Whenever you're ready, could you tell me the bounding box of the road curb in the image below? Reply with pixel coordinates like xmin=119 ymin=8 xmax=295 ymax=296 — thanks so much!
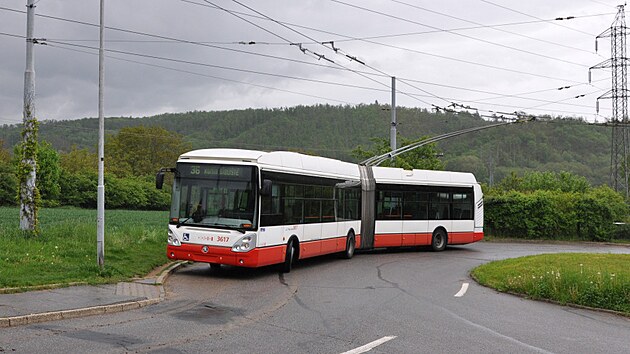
xmin=0 ymin=261 xmax=186 ymax=328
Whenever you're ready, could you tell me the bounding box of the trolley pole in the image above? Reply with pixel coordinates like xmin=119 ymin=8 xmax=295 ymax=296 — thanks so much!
xmin=390 ymin=76 xmax=397 ymax=151
xmin=97 ymin=0 xmax=105 ymax=268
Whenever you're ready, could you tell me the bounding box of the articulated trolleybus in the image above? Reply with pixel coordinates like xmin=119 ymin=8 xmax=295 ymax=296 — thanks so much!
xmin=156 ymin=149 xmax=484 ymax=272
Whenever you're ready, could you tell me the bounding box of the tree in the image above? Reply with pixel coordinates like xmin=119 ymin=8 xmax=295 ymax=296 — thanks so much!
xmin=14 ymin=140 xmax=61 ymax=207
xmin=105 ymin=125 xmax=191 ymax=177
xmin=60 ymin=145 xmax=97 ymax=174
xmin=0 ymin=140 xmax=17 ymax=206
xmin=352 ymin=136 xmax=444 ymax=170
xmin=36 ymin=141 xmax=61 ymax=206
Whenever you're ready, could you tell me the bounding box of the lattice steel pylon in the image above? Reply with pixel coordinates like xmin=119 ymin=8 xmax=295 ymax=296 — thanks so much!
xmin=590 ymin=5 xmax=630 ymax=198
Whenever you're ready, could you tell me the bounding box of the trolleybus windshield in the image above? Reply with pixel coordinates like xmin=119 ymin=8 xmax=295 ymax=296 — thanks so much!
xmin=171 ymin=163 xmax=257 ymax=231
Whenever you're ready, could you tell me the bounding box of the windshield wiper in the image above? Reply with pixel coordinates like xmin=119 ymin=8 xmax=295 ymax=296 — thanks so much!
xmin=176 ymin=217 xmax=192 ymax=228
xmin=210 ymin=223 xmax=246 ymax=234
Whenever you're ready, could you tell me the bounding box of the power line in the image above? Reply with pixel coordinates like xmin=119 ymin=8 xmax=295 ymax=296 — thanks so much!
xmin=209 ymin=0 xmax=439 ymax=107
xmin=588 ymin=0 xmax=617 ymax=8
xmin=0 ymin=5 xmax=605 ymax=120
xmin=45 ymin=41 xmax=354 ymax=105
xmin=0 ymin=29 xmax=603 ymax=115
xmin=1 ymin=4 xmax=587 ymax=96
xmin=389 ymin=0 xmax=597 ymax=56
xmin=0 ymin=5 xmax=358 ymax=75
xmin=178 ymin=0 xmax=615 ymax=45
xmin=479 ymin=0 xmax=595 ymax=37
xmin=41 ymin=39 xmax=394 ymax=93
xmin=331 ymin=0 xmax=591 ymax=68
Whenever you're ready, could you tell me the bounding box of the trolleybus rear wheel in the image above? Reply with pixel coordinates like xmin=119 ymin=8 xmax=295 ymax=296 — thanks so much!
xmin=341 ymin=232 xmax=356 ymax=259
xmin=431 ymin=229 xmax=447 ymax=252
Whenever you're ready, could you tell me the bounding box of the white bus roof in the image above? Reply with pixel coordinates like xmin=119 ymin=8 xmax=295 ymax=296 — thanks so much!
xmin=178 ymin=149 xmax=477 ymax=185
xmin=372 ymin=166 xmax=477 ymax=186
xmin=178 ymin=149 xmax=359 ymax=180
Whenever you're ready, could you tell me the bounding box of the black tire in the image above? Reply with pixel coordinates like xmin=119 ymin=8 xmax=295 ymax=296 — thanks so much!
xmin=341 ymin=232 xmax=356 ymax=259
xmin=281 ymin=239 xmax=297 ymax=273
xmin=431 ymin=229 xmax=447 ymax=252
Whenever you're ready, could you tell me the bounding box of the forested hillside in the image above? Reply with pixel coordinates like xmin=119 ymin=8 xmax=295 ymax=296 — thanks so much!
xmin=0 ymin=104 xmax=611 ymax=185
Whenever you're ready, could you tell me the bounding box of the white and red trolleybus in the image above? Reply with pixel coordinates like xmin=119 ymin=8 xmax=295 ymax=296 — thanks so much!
xmin=156 ymin=149 xmax=484 ymax=272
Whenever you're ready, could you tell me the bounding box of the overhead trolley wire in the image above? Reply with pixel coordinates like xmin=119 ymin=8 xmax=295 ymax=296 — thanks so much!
xmin=177 ymin=1 xmax=615 ymax=45
xmin=0 ymin=5 xmax=363 ymax=75
xmin=45 ymin=42 xmax=355 ymax=105
xmin=0 ymin=10 xmax=595 ymax=112
xmin=209 ymin=0 xmax=439 ymax=107
xmin=0 ymin=5 xmax=605 ymax=119
xmin=389 ymin=0 xmax=598 ymax=56
xmin=331 ymin=0 xmax=591 ymax=68
xmin=479 ymin=0 xmax=596 ymax=37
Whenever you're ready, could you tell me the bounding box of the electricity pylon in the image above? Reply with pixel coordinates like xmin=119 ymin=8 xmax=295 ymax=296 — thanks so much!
xmin=590 ymin=5 xmax=630 ymax=198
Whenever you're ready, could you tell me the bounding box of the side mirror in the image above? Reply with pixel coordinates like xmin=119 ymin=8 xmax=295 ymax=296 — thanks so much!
xmin=156 ymin=171 xmax=165 ymax=190
xmin=260 ymin=179 xmax=272 ymax=197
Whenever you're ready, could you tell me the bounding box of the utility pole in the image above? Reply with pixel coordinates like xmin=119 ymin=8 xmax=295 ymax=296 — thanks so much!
xmin=390 ymin=76 xmax=397 ymax=151
xmin=590 ymin=5 xmax=630 ymax=198
xmin=97 ymin=0 xmax=105 ymax=268
xmin=19 ymin=0 xmax=38 ymax=233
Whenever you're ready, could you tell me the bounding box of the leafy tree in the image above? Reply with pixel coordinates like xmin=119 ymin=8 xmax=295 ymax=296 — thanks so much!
xmin=60 ymin=145 xmax=97 ymax=174
xmin=13 ymin=140 xmax=61 ymax=207
xmin=59 ymin=170 xmax=97 ymax=208
xmin=36 ymin=141 xmax=61 ymax=206
xmin=105 ymin=125 xmax=191 ymax=177
xmin=352 ymin=136 xmax=444 ymax=170
xmin=521 ymin=171 xmax=590 ymax=193
xmin=490 ymin=171 xmax=590 ymax=195
xmin=0 ymin=140 xmax=17 ymax=205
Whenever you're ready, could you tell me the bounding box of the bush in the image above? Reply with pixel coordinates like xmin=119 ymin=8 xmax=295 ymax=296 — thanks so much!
xmin=576 ymin=186 xmax=627 ymax=241
xmin=0 ymin=162 xmax=17 ymax=206
xmin=59 ymin=171 xmax=98 ymax=208
xmin=59 ymin=172 xmax=170 ymax=210
xmin=485 ymin=186 xmax=627 ymax=240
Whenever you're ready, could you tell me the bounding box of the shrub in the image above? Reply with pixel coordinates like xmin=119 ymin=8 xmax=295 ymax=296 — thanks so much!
xmin=485 ymin=187 xmax=625 ymax=240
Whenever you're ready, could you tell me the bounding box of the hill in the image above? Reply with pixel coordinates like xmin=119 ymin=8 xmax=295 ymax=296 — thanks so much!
xmin=0 ymin=104 xmax=611 ymax=186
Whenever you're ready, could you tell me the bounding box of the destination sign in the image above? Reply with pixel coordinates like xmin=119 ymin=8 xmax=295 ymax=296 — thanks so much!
xmin=178 ymin=163 xmax=253 ymax=180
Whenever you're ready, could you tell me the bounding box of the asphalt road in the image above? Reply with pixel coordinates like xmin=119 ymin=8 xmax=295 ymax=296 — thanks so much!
xmin=1 ymin=241 xmax=630 ymax=353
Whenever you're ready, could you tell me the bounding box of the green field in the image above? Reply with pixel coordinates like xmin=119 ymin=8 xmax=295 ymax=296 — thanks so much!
xmin=0 ymin=207 xmax=169 ymax=289
xmin=471 ymin=253 xmax=630 ymax=315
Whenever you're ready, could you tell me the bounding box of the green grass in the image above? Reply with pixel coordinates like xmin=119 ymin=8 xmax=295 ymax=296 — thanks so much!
xmin=471 ymin=253 xmax=630 ymax=314
xmin=0 ymin=207 xmax=169 ymax=288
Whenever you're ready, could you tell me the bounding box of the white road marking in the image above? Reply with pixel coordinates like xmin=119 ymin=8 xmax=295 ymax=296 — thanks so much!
xmin=341 ymin=336 xmax=397 ymax=354
xmin=454 ymin=282 xmax=469 ymax=297
xmin=444 ymin=308 xmax=554 ymax=354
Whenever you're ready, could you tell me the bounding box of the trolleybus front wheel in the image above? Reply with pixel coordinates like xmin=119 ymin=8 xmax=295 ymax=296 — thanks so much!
xmin=281 ymin=239 xmax=297 ymax=273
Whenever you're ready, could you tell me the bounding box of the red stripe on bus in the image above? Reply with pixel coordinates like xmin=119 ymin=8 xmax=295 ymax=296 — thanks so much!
xmin=373 ymin=231 xmax=484 ymax=247
xmin=167 ymin=234 xmax=357 ymax=267
xmin=167 ymin=244 xmax=285 ymax=268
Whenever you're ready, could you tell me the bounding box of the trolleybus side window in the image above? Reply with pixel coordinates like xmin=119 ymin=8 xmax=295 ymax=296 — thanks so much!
xmin=260 ymin=172 xmax=357 ymax=227
xmin=376 ymin=185 xmax=474 ymax=221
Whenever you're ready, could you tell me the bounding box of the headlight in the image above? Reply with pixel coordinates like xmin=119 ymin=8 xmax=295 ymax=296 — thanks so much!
xmin=232 ymin=233 xmax=257 ymax=252
xmin=168 ymin=228 xmax=181 ymax=246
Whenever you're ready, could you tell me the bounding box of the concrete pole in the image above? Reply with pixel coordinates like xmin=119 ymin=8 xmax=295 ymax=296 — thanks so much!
xmin=97 ymin=0 xmax=105 ymax=268
xmin=390 ymin=76 xmax=397 ymax=151
xmin=20 ymin=0 xmax=37 ymax=232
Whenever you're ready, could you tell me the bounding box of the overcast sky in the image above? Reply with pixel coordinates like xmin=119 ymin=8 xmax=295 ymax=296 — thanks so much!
xmin=0 ymin=0 xmax=624 ymax=125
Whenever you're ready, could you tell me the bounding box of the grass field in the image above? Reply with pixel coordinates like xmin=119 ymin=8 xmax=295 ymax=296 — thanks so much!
xmin=0 ymin=207 xmax=169 ymax=289
xmin=471 ymin=253 xmax=630 ymax=315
